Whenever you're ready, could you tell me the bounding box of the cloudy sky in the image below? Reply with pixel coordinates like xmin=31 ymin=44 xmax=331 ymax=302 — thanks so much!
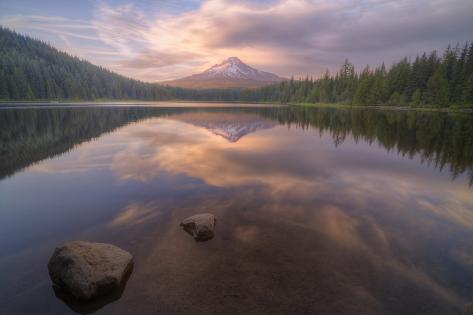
xmin=1 ymin=0 xmax=472 ymax=82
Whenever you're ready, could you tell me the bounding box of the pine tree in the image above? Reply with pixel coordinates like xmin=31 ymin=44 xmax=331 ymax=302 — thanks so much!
xmin=462 ymin=73 xmax=473 ymax=105
xmin=0 ymin=69 xmax=9 ymax=99
xmin=388 ymin=91 xmax=401 ymax=106
xmin=426 ymin=68 xmax=449 ymax=107
xmin=411 ymin=89 xmax=422 ymax=107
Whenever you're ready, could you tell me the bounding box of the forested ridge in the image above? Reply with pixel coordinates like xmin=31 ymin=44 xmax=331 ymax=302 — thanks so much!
xmin=0 ymin=27 xmax=181 ymax=100
xmin=253 ymin=44 xmax=473 ymax=107
xmin=0 ymin=26 xmax=472 ymax=107
xmin=0 ymin=27 xmax=253 ymax=102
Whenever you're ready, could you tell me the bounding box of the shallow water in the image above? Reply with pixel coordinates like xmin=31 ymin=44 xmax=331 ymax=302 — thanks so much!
xmin=1 ymin=104 xmax=473 ymax=314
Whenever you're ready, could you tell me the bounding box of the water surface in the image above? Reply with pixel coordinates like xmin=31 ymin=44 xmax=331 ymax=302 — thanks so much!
xmin=1 ymin=104 xmax=473 ymax=314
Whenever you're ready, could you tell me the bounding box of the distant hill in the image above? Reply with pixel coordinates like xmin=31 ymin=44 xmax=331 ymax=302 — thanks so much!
xmin=0 ymin=27 xmax=177 ymax=100
xmin=163 ymin=57 xmax=285 ymax=89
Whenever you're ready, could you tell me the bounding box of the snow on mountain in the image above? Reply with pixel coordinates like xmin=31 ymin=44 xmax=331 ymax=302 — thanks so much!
xmin=163 ymin=57 xmax=284 ymax=89
xmin=199 ymin=57 xmax=281 ymax=81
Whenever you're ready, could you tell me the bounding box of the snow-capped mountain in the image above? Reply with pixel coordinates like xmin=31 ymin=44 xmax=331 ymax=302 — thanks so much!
xmin=201 ymin=57 xmax=281 ymax=81
xmin=170 ymin=112 xmax=277 ymax=142
xmin=163 ymin=57 xmax=284 ymax=89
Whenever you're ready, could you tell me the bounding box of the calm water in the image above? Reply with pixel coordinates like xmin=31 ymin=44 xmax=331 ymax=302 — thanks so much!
xmin=1 ymin=104 xmax=473 ymax=315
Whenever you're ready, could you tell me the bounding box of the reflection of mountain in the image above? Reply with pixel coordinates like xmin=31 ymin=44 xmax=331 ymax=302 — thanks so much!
xmin=0 ymin=107 xmax=273 ymax=179
xmin=169 ymin=112 xmax=277 ymax=142
xmin=1 ymin=106 xmax=472 ymax=185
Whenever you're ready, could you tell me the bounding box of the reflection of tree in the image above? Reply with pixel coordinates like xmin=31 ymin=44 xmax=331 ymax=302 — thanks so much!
xmin=0 ymin=107 xmax=186 ymax=179
xmin=1 ymin=106 xmax=472 ymax=186
xmin=0 ymin=107 xmax=272 ymax=179
xmin=255 ymin=106 xmax=473 ymax=185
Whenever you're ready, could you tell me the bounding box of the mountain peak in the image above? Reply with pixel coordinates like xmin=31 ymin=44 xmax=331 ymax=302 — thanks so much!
xmin=224 ymin=57 xmax=242 ymax=64
xmin=164 ymin=57 xmax=285 ymax=89
xmin=203 ymin=57 xmax=266 ymax=79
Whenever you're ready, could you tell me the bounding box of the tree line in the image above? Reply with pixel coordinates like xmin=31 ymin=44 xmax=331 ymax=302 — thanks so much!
xmin=0 ymin=26 xmax=472 ymax=107
xmin=0 ymin=27 xmax=179 ymax=100
xmin=252 ymin=44 xmax=473 ymax=107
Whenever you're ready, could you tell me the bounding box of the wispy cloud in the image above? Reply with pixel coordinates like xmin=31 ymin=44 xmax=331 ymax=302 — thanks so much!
xmin=93 ymin=3 xmax=150 ymax=56
xmin=1 ymin=15 xmax=98 ymax=40
xmin=1 ymin=0 xmax=472 ymax=81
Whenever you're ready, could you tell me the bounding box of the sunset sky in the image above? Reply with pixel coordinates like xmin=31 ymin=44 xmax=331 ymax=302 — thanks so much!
xmin=1 ymin=0 xmax=472 ymax=82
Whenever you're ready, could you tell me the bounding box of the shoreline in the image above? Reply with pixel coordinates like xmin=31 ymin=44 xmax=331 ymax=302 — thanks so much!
xmin=287 ymin=102 xmax=473 ymax=113
xmin=0 ymin=100 xmax=472 ymax=113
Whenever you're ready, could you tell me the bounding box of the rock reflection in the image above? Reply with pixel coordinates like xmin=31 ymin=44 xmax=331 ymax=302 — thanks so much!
xmin=52 ymin=264 xmax=133 ymax=314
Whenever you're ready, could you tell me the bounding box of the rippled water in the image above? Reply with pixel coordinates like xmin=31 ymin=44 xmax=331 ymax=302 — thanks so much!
xmin=1 ymin=104 xmax=473 ymax=314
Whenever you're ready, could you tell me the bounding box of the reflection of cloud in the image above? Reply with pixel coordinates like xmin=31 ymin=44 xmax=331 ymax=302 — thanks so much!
xmin=110 ymin=117 xmax=284 ymax=183
xmin=233 ymin=225 xmax=259 ymax=243
xmin=416 ymin=197 xmax=473 ymax=232
xmin=452 ymin=249 xmax=473 ymax=268
xmin=107 ymin=115 xmax=473 ymax=308
xmin=316 ymin=205 xmax=363 ymax=248
xmin=20 ymin=110 xmax=472 ymax=312
xmin=100 ymin=112 xmax=473 ymax=309
xmin=111 ymin=148 xmax=161 ymax=182
xmin=110 ymin=117 xmax=473 ymax=236
xmin=28 ymin=138 xmax=122 ymax=174
xmin=108 ymin=201 xmax=160 ymax=228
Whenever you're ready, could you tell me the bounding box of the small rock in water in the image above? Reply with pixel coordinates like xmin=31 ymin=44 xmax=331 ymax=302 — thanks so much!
xmin=180 ymin=213 xmax=216 ymax=241
xmin=48 ymin=241 xmax=133 ymax=300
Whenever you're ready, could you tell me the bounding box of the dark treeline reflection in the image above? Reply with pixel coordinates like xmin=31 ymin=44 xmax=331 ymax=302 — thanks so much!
xmin=0 ymin=106 xmax=183 ymax=179
xmin=256 ymin=106 xmax=473 ymax=185
xmin=1 ymin=106 xmax=472 ymax=185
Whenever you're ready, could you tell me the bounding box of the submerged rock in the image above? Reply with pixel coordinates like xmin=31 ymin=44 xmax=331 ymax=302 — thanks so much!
xmin=180 ymin=213 xmax=216 ymax=241
xmin=48 ymin=241 xmax=133 ymax=300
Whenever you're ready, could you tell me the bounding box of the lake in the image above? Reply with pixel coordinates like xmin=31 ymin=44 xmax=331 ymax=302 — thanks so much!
xmin=1 ymin=104 xmax=473 ymax=314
